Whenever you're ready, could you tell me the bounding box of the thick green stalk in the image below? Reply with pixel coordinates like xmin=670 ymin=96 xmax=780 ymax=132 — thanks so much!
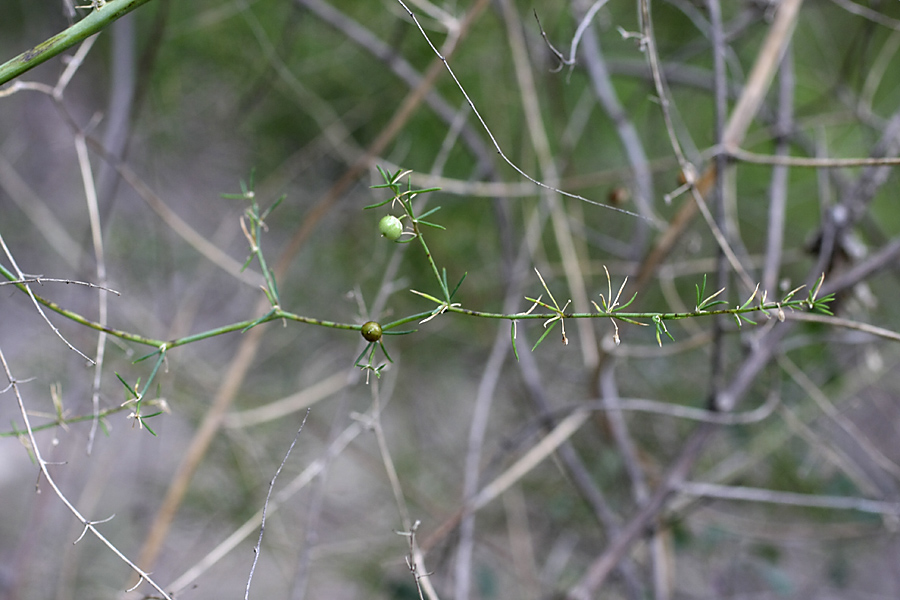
xmin=0 ymin=0 xmax=156 ymax=86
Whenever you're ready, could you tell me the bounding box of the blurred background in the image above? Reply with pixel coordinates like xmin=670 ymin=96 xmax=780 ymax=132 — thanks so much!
xmin=2 ymin=0 xmax=900 ymax=598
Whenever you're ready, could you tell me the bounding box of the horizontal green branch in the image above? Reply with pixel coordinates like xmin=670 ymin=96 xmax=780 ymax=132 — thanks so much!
xmin=409 ymin=290 xmax=825 ymax=322
xmin=0 ymin=258 xmax=830 ymax=363
xmin=0 ymin=263 xmax=364 ymax=352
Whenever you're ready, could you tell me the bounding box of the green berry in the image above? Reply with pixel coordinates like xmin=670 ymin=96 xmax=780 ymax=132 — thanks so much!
xmin=379 ymin=215 xmax=403 ymax=241
xmin=361 ymin=321 xmax=383 ymax=342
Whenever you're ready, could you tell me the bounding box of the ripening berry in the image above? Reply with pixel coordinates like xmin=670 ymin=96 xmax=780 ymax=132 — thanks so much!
xmin=361 ymin=321 xmax=383 ymax=342
xmin=379 ymin=215 xmax=403 ymax=241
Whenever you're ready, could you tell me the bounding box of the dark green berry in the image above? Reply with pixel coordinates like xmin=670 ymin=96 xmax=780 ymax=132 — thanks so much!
xmin=361 ymin=321 xmax=383 ymax=342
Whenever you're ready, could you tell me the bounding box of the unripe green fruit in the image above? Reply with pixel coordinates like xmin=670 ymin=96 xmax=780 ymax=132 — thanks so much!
xmin=361 ymin=321 xmax=383 ymax=342
xmin=379 ymin=215 xmax=403 ymax=241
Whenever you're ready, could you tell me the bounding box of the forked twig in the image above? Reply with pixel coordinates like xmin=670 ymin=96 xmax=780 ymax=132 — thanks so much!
xmin=0 ymin=346 xmax=172 ymax=599
xmin=0 ymin=233 xmax=93 ymax=364
xmin=245 ymin=409 xmax=310 ymax=599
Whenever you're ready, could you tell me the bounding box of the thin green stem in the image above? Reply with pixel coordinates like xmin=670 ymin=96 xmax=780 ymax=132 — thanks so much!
xmin=413 ymin=224 xmax=449 ymax=302
xmin=1 ymin=255 xmax=829 ymax=361
xmin=376 ymin=169 xmax=451 ymax=303
xmin=1 ymin=404 xmax=125 ymax=437
xmin=0 ymin=263 xmax=168 ymax=346
xmin=249 ymin=200 xmax=283 ymax=306
xmin=409 ymin=289 xmax=826 ymax=323
xmin=381 ymin=311 xmax=438 ymax=330
xmin=275 ymin=309 xmax=361 ymax=332
xmin=0 ymin=262 xmax=366 ymax=350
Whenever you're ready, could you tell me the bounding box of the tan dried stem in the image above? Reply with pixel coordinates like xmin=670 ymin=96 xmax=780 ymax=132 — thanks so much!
xmin=633 ymin=0 xmax=805 ymax=293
